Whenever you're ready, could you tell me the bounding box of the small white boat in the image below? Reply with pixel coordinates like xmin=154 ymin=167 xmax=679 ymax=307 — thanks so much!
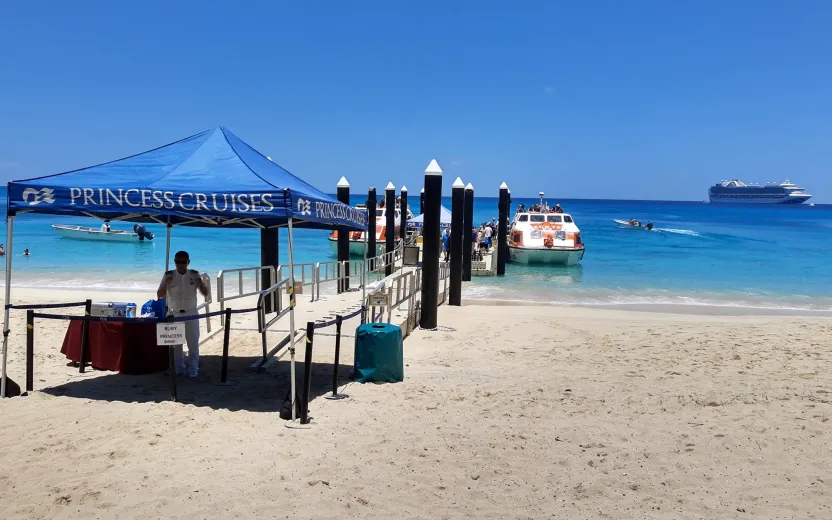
xmin=328 ymin=205 xmax=412 ymax=257
xmin=52 ymin=224 xmax=154 ymax=243
xmin=614 ymin=219 xmax=654 ymax=230
xmin=508 ymin=193 xmax=585 ymax=266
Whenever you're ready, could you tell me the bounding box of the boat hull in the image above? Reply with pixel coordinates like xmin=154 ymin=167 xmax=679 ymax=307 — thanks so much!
xmin=508 ymin=246 xmax=584 ymax=266
xmin=614 ymin=220 xmax=651 ymax=229
xmin=52 ymin=225 xmax=146 ymax=243
xmin=708 ymin=194 xmax=811 ymax=204
xmin=328 ymin=237 xmax=383 ymax=257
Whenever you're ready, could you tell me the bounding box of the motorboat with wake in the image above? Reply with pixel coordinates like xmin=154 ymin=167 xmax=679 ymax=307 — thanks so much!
xmin=328 ymin=204 xmax=413 ymax=257
xmin=508 ymin=192 xmax=585 ymax=266
xmin=614 ymin=219 xmax=654 ymax=230
xmin=53 ymin=223 xmax=155 ymax=242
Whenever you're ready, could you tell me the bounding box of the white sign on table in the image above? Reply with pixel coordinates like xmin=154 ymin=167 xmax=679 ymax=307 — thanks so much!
xmin=156 ymin=322 xmax=185 ymax=346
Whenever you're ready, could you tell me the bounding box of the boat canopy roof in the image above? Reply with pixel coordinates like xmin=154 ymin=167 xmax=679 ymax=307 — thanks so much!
xmin=6 ymin=127 xmax=367 ymax=230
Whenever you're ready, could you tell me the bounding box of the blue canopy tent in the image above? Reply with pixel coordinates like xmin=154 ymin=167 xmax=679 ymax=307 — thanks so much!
xmin=1 ymin=126 xmax=367 ymax=399
xmin=406 ymin=205 xmax=452 ymax=230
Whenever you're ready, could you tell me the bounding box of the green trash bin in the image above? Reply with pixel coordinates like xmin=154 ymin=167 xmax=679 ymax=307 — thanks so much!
xmin=354 ymin=323 xmax=404 ymax=383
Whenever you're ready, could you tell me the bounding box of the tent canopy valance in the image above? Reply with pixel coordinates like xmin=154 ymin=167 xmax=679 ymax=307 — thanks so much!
xmin=406 ymin=205 xmax=452 ymax=229
xmin=6 ymin=127 xmax=366 ymax=231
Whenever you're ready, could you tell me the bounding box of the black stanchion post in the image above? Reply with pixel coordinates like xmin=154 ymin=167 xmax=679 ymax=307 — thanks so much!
xmin=367 ymin=188 xmax=377 ymax=272
xmin=78 ymin=299 xmax=92 ymax=373
xmin=220 ymin=307 xmax=232 ymax=384
xmin=337 ymin=177 xmax=350 ymax=293
xmin=449 ymin=177 xmax=465 ymax=305
xmin=26 ymin=310 xmax=34 ymax=392
xmin=301 ymin=322 xmax=315 ymax=424
xmin=260 ymin=227 xmax=279 ymax=313
xmin=420 ymin=188 xmax=425 ymax=216
xmin=327 ymin=315 xmax=346 ymax=399
xmin=420 ymin=159 xmax=443 ymax=329
xmin=168 ymin=345 xmax=177 ymax=401
xmin=400 ymin=186 xmax=408 ymax=240
xmin=462 ymin=182 xmax=474 ymax=282
xmin=385 ymin=182 xmax=395 ymax=276
xmin=497 ymin=182 xmax=510 ymax=276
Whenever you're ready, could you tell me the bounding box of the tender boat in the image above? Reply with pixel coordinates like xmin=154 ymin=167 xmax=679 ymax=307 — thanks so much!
xmin=614 ymin=219 xmax=654 ymax=230
xmin=328 ymin=204 xmax=413 ymax=257
xmin=52 ymin=224 xmax=155 ymax=242
xmin=508 ymin=193 xmax=585 ymax=266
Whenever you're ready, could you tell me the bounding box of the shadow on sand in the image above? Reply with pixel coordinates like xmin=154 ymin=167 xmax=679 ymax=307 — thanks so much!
xmin=41 ymin=354 xmax=355 ymax=414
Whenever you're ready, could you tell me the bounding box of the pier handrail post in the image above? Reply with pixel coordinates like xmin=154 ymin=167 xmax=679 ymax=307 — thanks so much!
xmin=400 ymin=185 xmax=409 ymax=247
xmin=449 ymin=177 xmax=465 ymax=305
xmin=462 ymin=183 xmax=474 ymax=281
xmin=367 ymin=187 xmax=377 ymax=274
xmin=301 ymin=321 xmax=315 ymax=424
xmin=336 ymin=177 xmax=351 ymax=293
xmin=26 ymin=310 xmax=34 ymax=392
xmin=385 ymin=182 xmax=396 ymax=277
xmin=419 ymin=159 xmax=443 ymax=329
xmin=497 ymin=182 xmax=510 ymax=276
xmin=78 ymin=299 xmax=92 ymax=373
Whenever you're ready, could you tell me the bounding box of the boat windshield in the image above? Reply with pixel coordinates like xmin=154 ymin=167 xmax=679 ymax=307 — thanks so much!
xmin=564 ymin=215 xmax=573 ymax=223
xmin=547 ymin=215 xmax=562 ymax=223
xmin=530 ymin=215 xmax=545 ymax=223
xmin=518 ymin=215 xmax=528 ymax=222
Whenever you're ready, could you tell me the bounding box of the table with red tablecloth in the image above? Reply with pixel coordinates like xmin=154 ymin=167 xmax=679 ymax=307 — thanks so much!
xmin=61 ymin=320 xmax=169 ymax=374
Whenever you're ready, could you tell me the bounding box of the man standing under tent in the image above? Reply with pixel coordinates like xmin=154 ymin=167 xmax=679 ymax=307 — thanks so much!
xmin=158 ymin=251 xmax=208 ymax=377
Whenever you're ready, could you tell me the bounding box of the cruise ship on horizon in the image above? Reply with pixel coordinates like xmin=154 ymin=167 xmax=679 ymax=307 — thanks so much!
xmin=708 ymin=179 xmax=812 ymax=204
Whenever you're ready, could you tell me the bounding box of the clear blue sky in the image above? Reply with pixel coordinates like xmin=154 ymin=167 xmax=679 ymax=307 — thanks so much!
xmin=1 ymin=1 xmax=830 ymax=201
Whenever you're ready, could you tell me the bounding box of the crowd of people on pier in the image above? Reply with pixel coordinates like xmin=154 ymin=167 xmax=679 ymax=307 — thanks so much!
xmin=441 ymin=218 xmax=505 ymax=261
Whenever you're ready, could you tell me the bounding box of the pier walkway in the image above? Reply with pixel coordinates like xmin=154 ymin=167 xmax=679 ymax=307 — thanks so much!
xmin=195 ymin=246 xmax=450 ymax=376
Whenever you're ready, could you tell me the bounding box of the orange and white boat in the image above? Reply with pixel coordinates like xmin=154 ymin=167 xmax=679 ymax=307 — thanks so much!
xmin=508 ymin=192 xmax=585 ymax=266
xmin=328 ymin=204 xmax=413 ymax=257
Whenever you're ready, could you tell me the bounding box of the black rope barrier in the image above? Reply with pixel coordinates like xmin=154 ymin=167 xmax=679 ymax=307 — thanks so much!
xmin=7 ymin=301 xmax=89 ymax=310
xmin=30 ymin=306 xmax=260 ymax=324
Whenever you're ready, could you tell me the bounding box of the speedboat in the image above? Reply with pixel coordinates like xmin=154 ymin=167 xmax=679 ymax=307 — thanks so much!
xmin=507 ymin=193 xmax=584 ymax=266
xmin=328 ymin=204 xmax=413 ymax=257
xmin=614 ymin=219 xmax=654 ymax=230
xmin=53 ymin=224 xmax=155 ymax=242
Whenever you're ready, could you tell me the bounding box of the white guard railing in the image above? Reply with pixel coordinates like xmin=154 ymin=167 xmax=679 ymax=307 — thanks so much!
xmin=196 ymin=274 xmax=213 ymax=334
xmin=216 ymin=265 xmax=279 ymax=327
xmin=366 ymin=266 xmax=422 ymax=337
xmin=256 ymin=276 xmax=293 ymax=360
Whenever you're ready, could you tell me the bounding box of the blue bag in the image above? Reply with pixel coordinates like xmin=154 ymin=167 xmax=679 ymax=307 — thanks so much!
xmin=141 ymin=298 xmax=166 ymax=317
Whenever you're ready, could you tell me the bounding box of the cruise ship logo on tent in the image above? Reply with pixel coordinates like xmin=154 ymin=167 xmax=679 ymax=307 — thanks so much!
xmin=297 ymin=198 xmax=312 ymax=215
xmin=22 ymin=187 xmax=56 ymax=206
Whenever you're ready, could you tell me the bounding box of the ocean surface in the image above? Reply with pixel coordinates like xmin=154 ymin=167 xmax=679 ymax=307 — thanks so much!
xmin=1 ymin=190 xmax=830 ymax=312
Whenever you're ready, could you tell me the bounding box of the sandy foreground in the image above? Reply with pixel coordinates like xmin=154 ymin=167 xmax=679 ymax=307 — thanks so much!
xmin=0 ymin=288 xmax=831 ymax=519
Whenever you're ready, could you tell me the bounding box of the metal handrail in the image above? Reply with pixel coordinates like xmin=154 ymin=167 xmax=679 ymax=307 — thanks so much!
xmin=366 ymin=266 xmax=422 ymax=336
xmin=195 ymin=274 xmax=213 ymax=333
xmin=217 ymin=265 xmax=278 ymax=327
xmin=366 ymin=241 xmax=404 ymax=281
xmin=257 ymin=277 xmax=291 ymax=334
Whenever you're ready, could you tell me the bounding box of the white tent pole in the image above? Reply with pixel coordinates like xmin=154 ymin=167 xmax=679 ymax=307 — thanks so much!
xmin=361 ymin=227 xmax=368 ymax=319
xmin=287 ymin=218 xmax=297 ymax=422
xmin=164 ymin=222 xmax=172 ymax=271
xmin=1 ymin=216 xmax=15 ymax=398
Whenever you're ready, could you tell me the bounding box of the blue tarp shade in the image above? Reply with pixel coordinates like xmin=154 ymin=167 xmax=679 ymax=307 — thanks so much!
xmin=6 ymin=127 xmax=366 ymax=231
xmin=406 ymin=205 xmax=452 ymax=229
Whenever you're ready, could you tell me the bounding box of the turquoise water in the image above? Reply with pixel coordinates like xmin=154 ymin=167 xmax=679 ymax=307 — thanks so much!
xmin=2 ymin=190 xmax=830 ymax=311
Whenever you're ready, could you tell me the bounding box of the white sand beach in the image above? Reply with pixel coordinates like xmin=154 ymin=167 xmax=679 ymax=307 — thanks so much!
xmin=0 ymin=289 xmax=830 ymax=519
